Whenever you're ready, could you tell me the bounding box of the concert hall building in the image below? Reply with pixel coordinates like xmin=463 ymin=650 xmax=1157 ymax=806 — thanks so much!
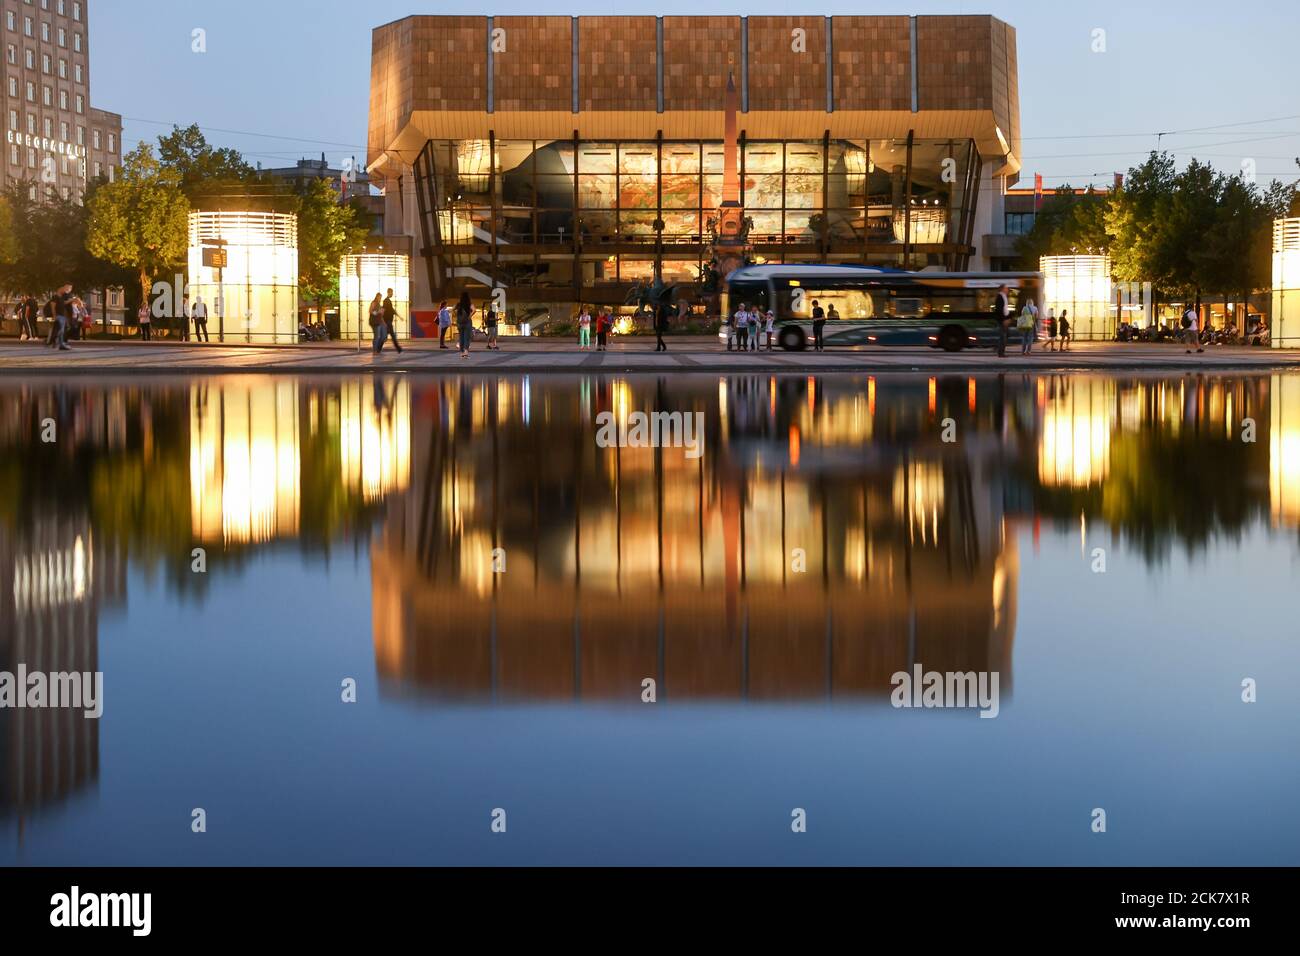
xmin=367 ymin=14 xmax=1022 ymax=321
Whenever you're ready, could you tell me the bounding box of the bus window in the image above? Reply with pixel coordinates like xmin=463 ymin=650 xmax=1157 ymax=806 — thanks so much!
xmin=728 ymin=280 xmax=769 ymax=314
xmin=889 ymin=293 xmax=927 ymax=318
xmin=926 ymin=290 xmax=986 ymax=316
xmin=779 ymin=285 xmax=880 ymax=320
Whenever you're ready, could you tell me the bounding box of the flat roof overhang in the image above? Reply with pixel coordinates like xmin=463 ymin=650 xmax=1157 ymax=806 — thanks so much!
xmin=368 ymin=108 xmax=1019 ymax=182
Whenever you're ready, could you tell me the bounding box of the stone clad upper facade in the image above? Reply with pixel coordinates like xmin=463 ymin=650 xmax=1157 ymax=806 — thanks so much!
xmin=368 ymin=14 xmax=1021 ymax=181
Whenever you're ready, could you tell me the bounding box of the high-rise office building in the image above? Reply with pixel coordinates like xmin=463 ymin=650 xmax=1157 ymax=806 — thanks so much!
xmin=1 ymin=0 xmax=121 ymax=201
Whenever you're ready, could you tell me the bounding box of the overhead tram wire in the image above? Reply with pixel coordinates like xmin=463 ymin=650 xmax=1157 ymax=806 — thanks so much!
xmin=118 ymin=109 xmax=1300 ymax=162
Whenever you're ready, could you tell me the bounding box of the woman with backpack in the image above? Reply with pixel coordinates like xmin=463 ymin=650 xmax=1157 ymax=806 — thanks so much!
xmin=1017 ymin=302 xmax=1036 ymax=354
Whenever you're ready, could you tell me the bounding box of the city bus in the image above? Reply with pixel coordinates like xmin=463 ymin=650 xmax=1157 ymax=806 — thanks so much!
xmin=722 ymin=264 xmax=1043 ymax=352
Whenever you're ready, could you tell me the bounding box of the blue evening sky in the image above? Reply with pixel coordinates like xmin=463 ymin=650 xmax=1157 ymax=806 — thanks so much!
xmin=92 ymin=0 xmax=1300 ymax=190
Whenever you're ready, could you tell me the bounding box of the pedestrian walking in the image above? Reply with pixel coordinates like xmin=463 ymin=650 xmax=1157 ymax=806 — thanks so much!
xmin=1017 ymin=302 xmax=1036 ymax=354
xmin=485 ymin=304 xmax=500 ymax=350
xmin=455 ymin=291 xmax=474 ymax=358
xmin=993 ymin=285 xmax=1010 ymax=357
xmin=19 ymin=296 xmax=38 ymax=340
xmin=1058 ymin=310 xmax=1071 ymax=351
xmin=437 ymin=300 xmax=452 ymax=348
xmin=811 ymin=299 xmax=826 ymax=351
xmin=1182 ymin=305 xmax=1203 ymax=354
xmin=1046 ymin=308 xmax=1058 ymax=351
xmin=577 ymin=306 xmax=592 ymax=350
xmin=654 ymin=302 xmax=670 ymax=352
xmin=138 ymin=299 xmax=153 ymax=342
xmin=382 ymin=288 xmax=404 ymax=354
xmin=369 ymin=292 xmax=387 ymax=352
xmin=177 ymin=294 xmax=191 ymax=342
xmin=193 ymin=295 xmax=210 ymax=342
xmin=43 ymin=295 xmax=59 ymax=346
xmin=52 ymin=284 xmax=73 ymax=351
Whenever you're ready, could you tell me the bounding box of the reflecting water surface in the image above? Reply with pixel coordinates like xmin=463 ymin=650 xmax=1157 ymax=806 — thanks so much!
xmin=1 ymin=371 xmax=1297 ymax=865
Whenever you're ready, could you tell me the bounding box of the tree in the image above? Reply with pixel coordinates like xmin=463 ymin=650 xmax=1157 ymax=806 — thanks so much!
xmin=0 ymin=181 xmax=105 ymax=296
xmin=156 ymin=123 xmax=256 ymax=202
xmin=1195 ymin=174 xmax=1271 ymax=323
xmin=1015 ymin=185 xmax=1112 ymax=269
xmin=85 ymin=144 xmax=190 ymax=304
xmin=0 ymin=194 xmax=17 ymax=270
xmin=294 ymin=177 xmax=374 ymax=312
xmin=1106 ymin=152 xmax=1177 ymax=300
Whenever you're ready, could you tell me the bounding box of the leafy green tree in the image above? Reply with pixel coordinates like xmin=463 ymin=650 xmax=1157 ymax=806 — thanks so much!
xmin=1194 ymin=174 xmax=1272 ymax=322
xmin=0 ymin=194 xmax=17 ymax=269
xmin=294 ymin=177 xmax=374 ymax=311
xmin=1015 ymin=185 xmax=1111 ymax=269
xmin=1106 ymin=152 xmax=1177 ymax=298
xmin=85 ymin=144 xmax=191 ymax=303
xmin=156 ymin=123 xmax=256 ymax=202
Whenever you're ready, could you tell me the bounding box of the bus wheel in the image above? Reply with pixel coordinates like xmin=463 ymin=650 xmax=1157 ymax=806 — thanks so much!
xmin=938 ymin=326 xmax=966 ymax=353
xmin=779 ymin=326 xmax=806 ymax=351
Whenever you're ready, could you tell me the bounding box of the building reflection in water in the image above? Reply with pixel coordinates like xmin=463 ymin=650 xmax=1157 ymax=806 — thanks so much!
xmin=1273 ymin=375 xmax=1300 ymax=527
xmin=371 ymin=375 xmax=1018 ymax=703
xmin=1038 ymin=377 xmax=1115 ymax=488
xmin=188 ymin=377 xmax=412 ymax=545
xmin=190 ymin=379 xmax=301 ymax=545
xmin=0 ymin=513 xmax=124 ymax=821
xmin=339 ymin=379 xmax=411 ymax=503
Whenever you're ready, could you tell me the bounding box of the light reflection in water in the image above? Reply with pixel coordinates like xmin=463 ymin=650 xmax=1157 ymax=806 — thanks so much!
xmin=1 ymin=370 xmax=1298 ymax=835
xmin=190 ymin=379 xmax=300 ymax=545
xmin=339 ymin=379 xmax=411 ymax=503
xmin=1038 ymin=377 xmax=1115 ymax=488
xmin=1273 ymin=374 xmax=1300 ymax=527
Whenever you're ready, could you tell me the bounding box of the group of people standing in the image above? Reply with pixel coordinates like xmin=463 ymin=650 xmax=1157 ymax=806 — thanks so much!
xmin=431 ymin=292 xmax=500 ymax=358
xmin=995 ymin=284 xmax=1071 ymax=356
xmin=576 ymin=306 xmax=617 ymax=351
xmin=727 ymin=303 xmax=777 ymax=351
xmin=134 ymin=295 xmax=211 ymax=342
xmin=13 ymin=288 xmax=91 ymax=351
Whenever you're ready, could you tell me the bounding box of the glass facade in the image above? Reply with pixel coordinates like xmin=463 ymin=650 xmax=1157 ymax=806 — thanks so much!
xmin=414 ymin=136 xmax=981 ymax=307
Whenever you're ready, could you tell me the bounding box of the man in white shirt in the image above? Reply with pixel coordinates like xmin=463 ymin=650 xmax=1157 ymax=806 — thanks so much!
xmin=1183 ymin=306 xmax=1203 ymax=354
xmin=193 ymin=295 xmax=210 ymax=342
xmin=730 ymin=303 xmax=747 ymax=352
